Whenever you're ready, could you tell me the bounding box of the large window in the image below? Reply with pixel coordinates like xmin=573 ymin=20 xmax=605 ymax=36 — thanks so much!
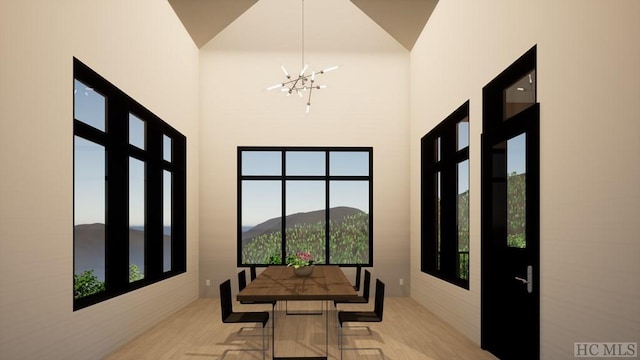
xmin=421 ymin=101 xmax=469 ymax=289
xmin=73 ymin=58 xmax=186 ymax=310
xmin=238 ymin=147 xmax=372 ymax=266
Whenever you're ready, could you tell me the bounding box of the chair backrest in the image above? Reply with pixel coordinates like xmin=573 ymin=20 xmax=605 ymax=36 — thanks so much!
xmin=250 ymin=266 xmax=257 ymax=281
xmin=237 ymin=270 xmax=248 ymax=291
xmin=219 ymin=279 xmax=233 ymax=321
xmin=354 ymin=265 xmax=362 ymax=291
xmin=361 ymin=270 xmax=372 ymax=301
xmin=373 ymin=279 xmax=385 ymax=320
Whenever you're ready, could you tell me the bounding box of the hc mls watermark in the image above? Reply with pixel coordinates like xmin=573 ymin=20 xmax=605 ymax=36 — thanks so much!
xmin=575 ymin=342 xmax=637 ymax=358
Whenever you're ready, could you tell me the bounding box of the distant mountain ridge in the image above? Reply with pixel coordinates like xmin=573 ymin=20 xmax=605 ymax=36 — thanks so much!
xmin=74 ymin=223 xmax=170 ymax=280
xmin=242 ymin=206 xmax=365 ymax=246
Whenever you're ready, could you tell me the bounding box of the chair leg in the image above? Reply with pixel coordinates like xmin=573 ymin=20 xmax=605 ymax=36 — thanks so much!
xmin=338 ymin=323 xmax=385 ymax=360
xmin=338 ymin=323 xmax=341 ymax=360
xmin=340 ymin=324 xmax=373 ymax=336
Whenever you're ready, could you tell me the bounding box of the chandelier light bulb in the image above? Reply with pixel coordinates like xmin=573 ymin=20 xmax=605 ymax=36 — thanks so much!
xmin=281 ymin=66 xmax=290 ymax=78
xmin=322 ymin=65 xmax=338 ymax=73
xmin=267 ymin=83 xmax=283 ymax=91
xmin=299 ymin=64 xmax=309 ymax=76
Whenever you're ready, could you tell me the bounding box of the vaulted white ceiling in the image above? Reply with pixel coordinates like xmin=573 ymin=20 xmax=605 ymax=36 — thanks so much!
xmin=168 ymin=0 xmax=438 ymax=50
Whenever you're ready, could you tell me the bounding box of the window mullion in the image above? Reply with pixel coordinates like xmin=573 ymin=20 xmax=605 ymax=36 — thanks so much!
xmin=440 ymin=136 xmax=458 ymax=279
xmin=145 ymin=123 xmax=163 ymax=279
xmin=105 ymin=99 xmax=130 ymax=293
xmin=280 ymin=151 xmax=287 ymax=263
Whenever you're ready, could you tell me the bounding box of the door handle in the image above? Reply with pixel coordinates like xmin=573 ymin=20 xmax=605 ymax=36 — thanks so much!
xmin=514 ymin=265 xmax=533 ymax=293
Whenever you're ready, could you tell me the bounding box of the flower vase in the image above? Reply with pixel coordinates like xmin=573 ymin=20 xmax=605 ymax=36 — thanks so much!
xmin=293 ymin=265 xmax=313 ymax=277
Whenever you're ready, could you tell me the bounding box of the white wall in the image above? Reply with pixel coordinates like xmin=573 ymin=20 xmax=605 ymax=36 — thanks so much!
xmin=199 ymin=0 xmax=411 ymax=297
xmin=0 ymin=1 xmax=200 ymax=359
xmin=410 ymin=0 xmax=640 ymax=358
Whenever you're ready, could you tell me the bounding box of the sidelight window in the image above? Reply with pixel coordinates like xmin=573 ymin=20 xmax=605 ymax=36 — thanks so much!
xmin=73 ymin=58 xmax=186 ymax=309
xmin=421 ymin=101 xmax=470 ymax=289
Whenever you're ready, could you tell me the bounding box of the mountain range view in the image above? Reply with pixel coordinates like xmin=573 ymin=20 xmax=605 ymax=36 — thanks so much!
xmin=74 ymin=223 xmax=171 ymax=280
xmin=242 ymin=206 xmax=366 ymax=246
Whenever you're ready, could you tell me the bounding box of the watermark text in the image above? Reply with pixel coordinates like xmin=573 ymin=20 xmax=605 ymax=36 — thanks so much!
xmin=575 ymin=342 xmax=637 ymax=358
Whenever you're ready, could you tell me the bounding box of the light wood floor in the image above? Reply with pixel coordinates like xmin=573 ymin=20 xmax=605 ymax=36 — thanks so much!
xmin=106 ymin=297 xmax=497 ymax=360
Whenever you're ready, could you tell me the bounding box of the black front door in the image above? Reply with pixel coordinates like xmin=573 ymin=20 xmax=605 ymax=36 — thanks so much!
xmin=481 ymin=46 xmax=540 ymax=360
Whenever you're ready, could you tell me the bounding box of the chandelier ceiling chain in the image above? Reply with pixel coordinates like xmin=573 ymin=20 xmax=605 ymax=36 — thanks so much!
xmin=266 ymin=0 xmax=338 ymax=113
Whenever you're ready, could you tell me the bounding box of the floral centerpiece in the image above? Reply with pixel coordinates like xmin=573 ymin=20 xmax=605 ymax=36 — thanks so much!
xmin=287 ymin=251 xmax=315 ymax=268
xmin=287 ymin=251 xmax=315 ymax=277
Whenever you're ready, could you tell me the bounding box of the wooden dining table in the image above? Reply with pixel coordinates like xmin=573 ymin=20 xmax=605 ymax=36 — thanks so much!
xmin=237 ymin=265 xmax=358 ymax=360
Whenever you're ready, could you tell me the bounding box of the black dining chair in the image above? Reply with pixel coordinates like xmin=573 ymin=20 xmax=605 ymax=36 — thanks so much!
xmin=353 ymin=265 xmax=362 ymax=291
xmin=334 ymin=269 xmax=372 ymax=336
xmin=238 ymin=270 xmax=277 ymax=327
xmin=334 ymin=269 xmax=371 ymax=308
xmin=250 ymin=265 xmax=258 ymax=281
xmin=337 ymin=279 xmax=385 ymax=360
xmin=219 ymin=279 xmax=270 ymax=360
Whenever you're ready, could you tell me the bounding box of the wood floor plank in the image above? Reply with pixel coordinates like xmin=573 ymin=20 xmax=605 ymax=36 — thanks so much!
xmin=105 ymin=297 xmax=497 ymax=360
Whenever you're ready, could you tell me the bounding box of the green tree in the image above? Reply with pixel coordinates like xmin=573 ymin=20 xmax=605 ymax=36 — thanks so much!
xmin=129 ymin=264 xmax=144 ymax=282
xmin=74 ymin=269 xmax=105 ymax=299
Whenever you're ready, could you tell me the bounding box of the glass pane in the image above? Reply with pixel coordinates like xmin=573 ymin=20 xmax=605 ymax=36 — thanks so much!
xmin=329 ymin=151 xmax=369 ymax=176
xmin=74 ymin=79 xmax=106 ymax=131
xmin=457 ymin=117 xmax=469 ymax=150
xmin=74 ymin=136 xmax=106 ymax=298
xmin=129 ymin=113 xmax=145 ymax=150
xmin=163 ymin=135 xmax=172 ymax=162
xmin=507 ymin=133 xmax=527 ymax=248
xmin=436 ymin=171 xmax=441 ymax=271
xmin=504 ymin=70 xmax=536 ymax=120
xmin=242 ymin=151 xmax=282 ymax=176
xmin=241 ymin=181 xmax=282 ymax=264
xmin=457 ymin=160 xmax=469 ymax=279
xmin=329 ymin=181 xmax=369 ymax=264
xmin=163 ymin=170 xmax=172 ymax=271
xmin=285 ymin=181 xmax=325 ymax=265
xmin=286 ymin=151 xmax=325 ymax=175
xmin=129 ymin=158 xmax=145 ymax=282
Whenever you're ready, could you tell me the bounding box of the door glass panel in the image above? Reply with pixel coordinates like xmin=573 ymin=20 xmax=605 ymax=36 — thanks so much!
xmin=242 ymin=151 xmax=282 ymax=176
xmin=504 ymin=70 xmax=536 ymax=120
xmin=329 ymin=181 xmax=369 ymax=264
xmin=286 ymin=151 xmax=325 ymax=175
xmin=457 ymin=117 xmax=469 ymax=150
xmin=74 ymin=79 xmax=106 ymax=132
xmin=129 ymin=157 xmax=145 ymax=282
xmin=241 ymin=180 xmax=282 ymax=264
xmin=457 ymin=159 xmax=469 ymax=279
xmin=286 ymin=181 xmax=325 ymax=264
xmin=163 ymin=135 xmax=172 ymax=162
xmin=74 ymin=136 xmax=106 ymax=298
xmin=163 ymin=170 xmax=172 ymax=272
xmin=507 ymin=133 xmax=527 ymax=248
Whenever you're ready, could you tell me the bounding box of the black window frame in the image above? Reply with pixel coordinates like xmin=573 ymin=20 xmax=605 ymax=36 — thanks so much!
xmin=421 ymin=101 xmax=470 ymax=289
xmin=237 ymin=146 xmax=373 ymax=267
xmin=73 ymin=58 xmax=186 ymax=310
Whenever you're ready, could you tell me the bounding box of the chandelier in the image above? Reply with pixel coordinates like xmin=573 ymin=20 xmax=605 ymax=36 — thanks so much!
xmin=266 ymin=0 xmax=338 ymax=113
